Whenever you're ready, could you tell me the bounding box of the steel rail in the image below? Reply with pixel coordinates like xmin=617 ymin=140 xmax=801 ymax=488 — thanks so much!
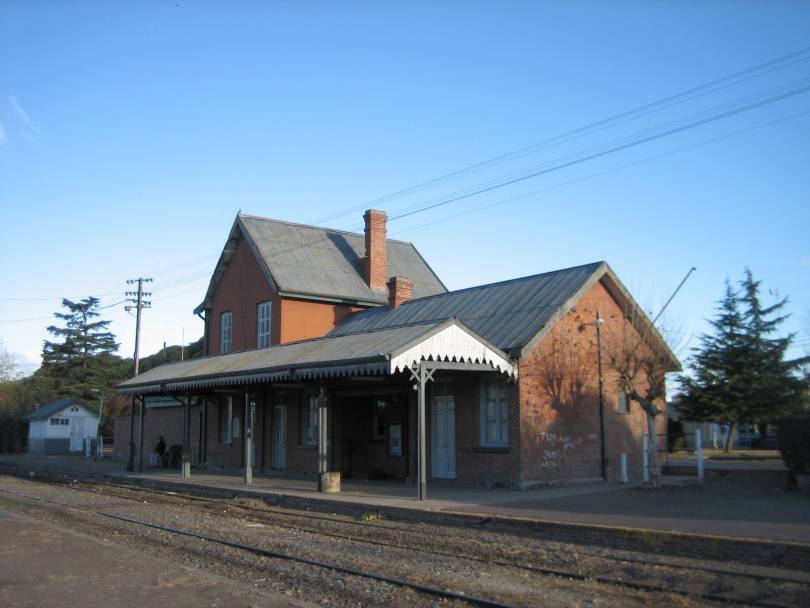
xmin=0 ymin=487 xmax=518 ymax=608
xmin=72 ymin=477 xmax=810 ymax=588
xmin=2 ymin=484 xmax=806 ymax=608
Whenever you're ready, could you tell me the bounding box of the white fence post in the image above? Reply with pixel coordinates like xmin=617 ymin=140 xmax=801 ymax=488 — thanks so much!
xmin=695 ymin=428 xmax=704 ymax=483
xmin=642 ymin=433 xmax=649 ymax=484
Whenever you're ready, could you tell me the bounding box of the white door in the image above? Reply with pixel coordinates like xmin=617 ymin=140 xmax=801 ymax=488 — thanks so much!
xmin=69 ymin=418 xmax=84 ymax=452
xmin=272 ymin=405 xmax=287 ymax=470
xmin=431 ymin=396 xmax=456 ymax=479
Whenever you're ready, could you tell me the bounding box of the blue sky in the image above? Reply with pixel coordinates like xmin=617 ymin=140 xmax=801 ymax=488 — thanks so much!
xmin=1 ymin=1 xmax=809 ymax=373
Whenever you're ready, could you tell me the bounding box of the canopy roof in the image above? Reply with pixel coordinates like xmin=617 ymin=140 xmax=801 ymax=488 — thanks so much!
xmin=118 ymin=319 xmax=515 ymax=395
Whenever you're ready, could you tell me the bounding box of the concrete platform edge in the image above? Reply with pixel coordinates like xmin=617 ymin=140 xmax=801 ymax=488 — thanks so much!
xmin=2 ymin=460 xmax=809 ymax=572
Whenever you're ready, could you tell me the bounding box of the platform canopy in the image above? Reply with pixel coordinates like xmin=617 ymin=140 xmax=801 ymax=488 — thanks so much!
xmin=117 ymin=318 xmax=516 ymax=396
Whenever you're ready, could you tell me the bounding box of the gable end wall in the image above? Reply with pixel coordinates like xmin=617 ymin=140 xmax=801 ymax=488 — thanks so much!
xmin=517 ymin=279 xmax=667 ymax=487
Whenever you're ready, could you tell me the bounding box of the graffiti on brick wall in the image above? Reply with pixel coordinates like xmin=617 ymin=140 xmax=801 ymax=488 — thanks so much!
xmin=539 ymin=431 xmax=583 ymax=468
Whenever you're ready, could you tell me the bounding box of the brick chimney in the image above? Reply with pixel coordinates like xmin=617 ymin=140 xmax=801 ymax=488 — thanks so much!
xmin=388 ymin=276 xmax=413 ymax=309
xmin=364 ymin=209 xmax=388 ymax=290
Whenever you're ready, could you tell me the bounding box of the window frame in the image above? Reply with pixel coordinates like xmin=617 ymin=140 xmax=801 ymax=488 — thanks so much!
xmin=617 ymin=391 xmax=629 ymax=415
xmin=220 ymin=311 xmax=232 ymax=354
xmin=257 ymin=300 xmax=272 ymax=348
xmin=479 ymin=377 xmax=510 ymax=448
xmin=219 ymin=396 xmax=233 ymax=445
xmin=299 ymin=395 xmax=318 ymax=447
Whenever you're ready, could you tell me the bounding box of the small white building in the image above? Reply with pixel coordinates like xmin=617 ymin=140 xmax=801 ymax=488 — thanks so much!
xmin=28 ymin=398 xmax=98 ymax=454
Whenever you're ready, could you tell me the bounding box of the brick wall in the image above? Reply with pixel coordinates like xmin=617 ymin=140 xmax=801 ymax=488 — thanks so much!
xmin=207 ymin=234 xmax=279 ymax=354
xmin=441 ymin=373 xmax=521 ymax=488
xmin=363 ymin=209 xmax=388 ymax=290
xmin=518 ymin=279 xmax=667 ymax=487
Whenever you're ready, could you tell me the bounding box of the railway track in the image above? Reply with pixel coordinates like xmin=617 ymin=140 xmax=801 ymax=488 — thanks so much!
xmin=2 ymin=475 xmax=809 ymax=608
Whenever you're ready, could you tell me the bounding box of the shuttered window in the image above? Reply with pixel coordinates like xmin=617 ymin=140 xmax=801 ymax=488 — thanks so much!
xmin=480 ymin=378 xmax=509 ymax=448
xmin=220 ymin=311 xmax=232 ymax=354
xmin=257 ymin=301 xmax=272 ymax=348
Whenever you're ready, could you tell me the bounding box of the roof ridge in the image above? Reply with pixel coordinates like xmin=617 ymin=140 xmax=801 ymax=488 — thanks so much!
xmin=238 ymin=213 xmax=417 ymax=246
xmin=399 ymin=260 xmax=605 ymax=306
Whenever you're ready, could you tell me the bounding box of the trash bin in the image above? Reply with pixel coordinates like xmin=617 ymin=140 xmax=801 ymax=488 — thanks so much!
xmin=319 ymin=471 xmax=341 ymax=493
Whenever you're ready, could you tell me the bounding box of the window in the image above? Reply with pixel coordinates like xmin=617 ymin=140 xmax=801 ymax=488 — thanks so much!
xmin=220 ymin=396 xmax=233 ymax=444
xmin=257 ymin=301 xmax=272 ymax=348
xmin=50 ymin=418 xmax=60 ymax=426
xmin=61 ymin=418 xmax=70 ymax=425
xmin=480 ymin=377 xmax=509 ymax=448
xmin=617 ymin=391 xmax=629 ymax=414
xmin=299 ymin=395 xmax=318 ymax=446
xmin=220 ymin=311 xmax=232 ymax=354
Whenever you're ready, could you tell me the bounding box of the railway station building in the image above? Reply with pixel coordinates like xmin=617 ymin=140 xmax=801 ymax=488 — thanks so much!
xmin=116 ymin=210 xmax=678 ymax=495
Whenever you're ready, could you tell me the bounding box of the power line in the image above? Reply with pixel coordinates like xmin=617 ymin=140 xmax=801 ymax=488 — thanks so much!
xmin=309 ymin=45 xmax=810 ymax=226
xmin=385 ymin=76 xmax=810 ymax=223
xmin=392 ymin=108 xmax=810 ymax=236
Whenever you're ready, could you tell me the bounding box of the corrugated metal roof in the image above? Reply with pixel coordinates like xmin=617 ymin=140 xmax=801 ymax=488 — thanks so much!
xmin=328 ymin=262 xmax=605 ymax=354
xmin=118 ymin=322 xmax=444 ymax=394
xmin=29 ymin=397 xmax=94 ymax=420
xmin=196 ymin=215 xmax=447 ymax=312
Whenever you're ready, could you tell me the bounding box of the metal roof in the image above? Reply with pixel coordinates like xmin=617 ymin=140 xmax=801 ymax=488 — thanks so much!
xmin=119 ymin=323 xmax=439 ymax=394
xmin=196 ymin=214 xmax=446 ymax=312
xmin=328 ymin=262 xmax=605 ymax=354
xmin=118 ymin=319 xmax=516 ymax=395
xmin=29 ymin=397 xmax=94 ymax=420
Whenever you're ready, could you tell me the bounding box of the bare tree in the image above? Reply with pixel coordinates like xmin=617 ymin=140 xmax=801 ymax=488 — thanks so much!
xmin=0 ymin=340 xmax=20 ymax=383
xmin=606 ymin=308 xmax=680 ymax=489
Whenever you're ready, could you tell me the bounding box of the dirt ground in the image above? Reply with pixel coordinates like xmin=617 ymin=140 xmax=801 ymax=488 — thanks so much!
xmin=0 ymin=510 xmax=309 ymax=608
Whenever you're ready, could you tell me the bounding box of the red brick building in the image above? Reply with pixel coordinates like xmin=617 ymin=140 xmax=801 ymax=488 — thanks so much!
xmin=117 ymin=210 xmax=678 ymax=493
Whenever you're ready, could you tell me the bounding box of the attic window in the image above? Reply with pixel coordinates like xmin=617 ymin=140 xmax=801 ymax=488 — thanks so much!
xmin=257 ymin=301 xmax=272 ymax=348
xmin=220 ymin=311 xmax=232 ymax=354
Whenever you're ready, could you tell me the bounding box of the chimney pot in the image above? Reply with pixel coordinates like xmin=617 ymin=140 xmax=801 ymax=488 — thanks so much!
xmin=388 ymin=276 xmax=413 ymax=309
xmin=364 ymin=209 xmax=388 ymax=290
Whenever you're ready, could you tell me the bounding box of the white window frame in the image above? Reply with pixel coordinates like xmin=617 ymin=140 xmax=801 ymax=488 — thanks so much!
xmin=220 ymin=396 xmax=233 ymax=444
xmin=479 ymin=377 xmax=509 ymax=448
xmin=617 ymin=391 xmax=629 ymax=414
xmin=299 ymin=395 xmax=318 ymax=447
xmin=257 ymin=301 xmax=272 ymax=348
xmin=220 ymin=311 xmax=232 ymax=354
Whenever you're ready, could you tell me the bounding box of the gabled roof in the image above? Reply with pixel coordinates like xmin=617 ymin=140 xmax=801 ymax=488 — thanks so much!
xmin=195 ymin=214 xmax=446 ymax=313
xmin=29 ymin=397 xmax=94 ymax=421
xmin=118 ymin=319 xmax=515 ymax=395
xmin=329 ymin=262 xmax=603 ymax=354
xmin=329 ymin=261 xmax=681 ymax=369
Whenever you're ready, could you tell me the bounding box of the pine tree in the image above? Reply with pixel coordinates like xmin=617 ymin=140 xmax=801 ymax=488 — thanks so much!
xmin=679 ymin=272 xmax=805 ymax=450
xmin=738 ymin=269 xmax=805 ymax=427
xmin=41 ymin=297 xmax=120 ymax=396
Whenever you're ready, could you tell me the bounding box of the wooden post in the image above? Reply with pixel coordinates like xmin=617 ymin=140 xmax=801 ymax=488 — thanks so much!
xmin=127 ymin=396 xmax=136 ymax=471
xmin=136 ymin=397 xmax=145 ymax=473
xmin=318 ymin=391 xmax=328 ymax=476
xmin=418 ymin=364 xmax=427 ymax=501
xmin=244 ymin=390 xmax=254 ymax=485
xmin=181 ymin=393 xmax=191 ymax=479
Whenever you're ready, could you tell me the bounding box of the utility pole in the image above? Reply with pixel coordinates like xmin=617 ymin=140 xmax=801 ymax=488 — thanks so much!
xmin=125 ymin=277 xmax=152 ymax=471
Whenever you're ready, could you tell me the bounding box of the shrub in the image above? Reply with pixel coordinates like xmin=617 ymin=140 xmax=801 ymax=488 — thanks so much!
xmin=777 ymin=415 xmax=810 ymax=485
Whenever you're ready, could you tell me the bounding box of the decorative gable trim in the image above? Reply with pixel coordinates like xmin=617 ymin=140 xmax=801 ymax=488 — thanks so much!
xmin=388 ymin=318 xmax=517 ymax=377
